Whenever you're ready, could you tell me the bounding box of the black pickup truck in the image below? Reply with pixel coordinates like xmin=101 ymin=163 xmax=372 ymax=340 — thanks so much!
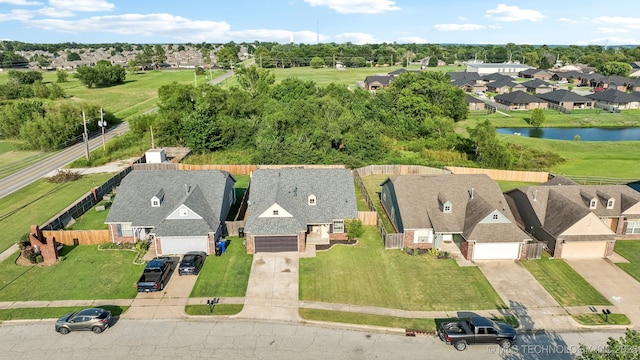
xmin=437 ymin=316 xmax=517 ymax=351
xmin=136 ymin=257 xmax=174 ymax=292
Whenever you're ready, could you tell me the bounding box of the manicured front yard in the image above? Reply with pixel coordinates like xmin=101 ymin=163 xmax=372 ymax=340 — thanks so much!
xmin=521 ymin=254 xmax=610 ymax=307
xmin=613 ymin=240 xmax=640 ymax=282
xmin=0 ymin=245 xmax=141 ymax=301
xmin=0 ymin=305 xmax=128 ymax=321
xmin=190 ymin=236 xmax=253 ymax=297
xmin=300 ymin=226 xmax=504 ymax=311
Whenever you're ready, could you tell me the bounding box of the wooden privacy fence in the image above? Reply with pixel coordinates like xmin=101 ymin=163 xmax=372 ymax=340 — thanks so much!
xmin=133 ymin=163 xmax=345 ymax=175
xmin=224 ymin=221 xmax=246 ymax=237
xmin=43 ymin=230 xmax=111 ymax=246
xmin=356 ymin=165 xmax=450 ymax=177
xmin=446 ymin=166 xmax=549 ymax=183
xmin=358 ymin=211 xmax=377 ymax=226
xmin=525 ymin=242 xmax=544 ymax=260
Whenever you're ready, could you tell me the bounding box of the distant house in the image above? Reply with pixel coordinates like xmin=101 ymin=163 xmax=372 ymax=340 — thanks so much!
xmin=243 ymin=168 xmax=358 ymax=254
xmin=466 ymin=63 xmax=532 ymax=76
xmin=519 ymin=68 xmax=552 ymax=80
xmin=586 ymin=89 xmax=640 ymax=109
xmin=550 ymin=70 xmax=587 ymax=84
xmin=486 ymin=78 xmax=518 ymax=94
xmin=380 ymin=174 xmax=531 ymax=261
xmin=494 ymin=91 xmax=548 ymax=110
xmin=535 ymin=89 xmax=593 ymax=110
xmin=105 ymin=170 xmax=236 ymax=256
xmin=466 ymin=94 xmax=485 ymax=110
xmin=363 ymin=75 xmax=394 ymax=91
xmin=506 ymin=178 xmax=640 ymax=258
xmin=520 ymin=78 xmax=553 ymax=94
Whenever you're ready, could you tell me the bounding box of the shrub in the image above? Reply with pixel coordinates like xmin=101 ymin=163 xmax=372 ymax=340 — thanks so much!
xmin=35 ymin=255 xmax=43 ymax=263
xmin=48 ymin=169 xmax=82 ymax=183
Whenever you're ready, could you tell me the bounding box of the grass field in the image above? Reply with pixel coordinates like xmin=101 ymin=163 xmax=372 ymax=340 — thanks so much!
xmin=0 ymin=245 xmax=141 ymax=301
xmin=0 ymin=140 xmax=49 ymax=180
xmin=613 ymin=241 xmax=640 ymax=282
xmin=0 ymin=305 xmax=128 ymax=321
xmin=299 ymin=226 xmax=505 ymax=311
xmin=0 ymin=173 xmax=114 ymax=252
xmin=521 ymin=254 xmax=610 ymax=307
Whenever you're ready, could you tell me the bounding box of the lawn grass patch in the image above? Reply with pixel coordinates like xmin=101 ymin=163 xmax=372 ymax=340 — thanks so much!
xmin=0 ymin=245 xmax=141 ymax=301
xmin=184 ymin=304 xmax=243 ymax=316
xmin=190 ymin=237 xmax=252 ymax=297
xmin=495 ymin=180 xmax=542 ymax=192
xmin=0 ymin=305 xmax=128 ymax=321
xmin=521 ymin=253 xmax=610 ymax=307
xmin=360 ymin=174 xmax=394 ymax=232
xmin=65 ymin=200 xmax=111 ymax=230
xmin=227 ymin=175 xmax=249 ymax=221
xmin=300 ymin=226 xmax=504 ymax=311
xmin=572 ymin=313 xmax=630 ymax=326
xmin=613 ymin=240 xmax=640 ymax=282
xmin=0 ymin=173 xmax=114 ymax=252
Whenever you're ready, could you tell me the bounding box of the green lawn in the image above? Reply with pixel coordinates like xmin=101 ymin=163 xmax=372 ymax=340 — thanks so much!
xmin=190 ymin=236 xmax=253 ymax=297
xmin=572 ymin=313 xmax=630 ymax=326
xmin=300 ymin=226 xmax=505 ymax=311
xmin=466 ymin=109 xmax=640 ymax=129
xmin=0 ymin=305 xmax=128 ymax=321
xmin=185 ymin=304 xmax=243 ymax=316
xmin=0 ymin=140 xmax=48 ymax=180
xmin=66 ymin=200 xmax=111 ymax=230
xmin=521 ymin=254 xmax=610 ymax=307
xmin=227 ymin=175 xmax=249 ymax=221
xmin=0 ymin=173 xmax=114 ymax=252
xmin=0 ymin=245 xmax=141 ymax=301
xmin=613 ymin=241 xmax=640 ymax=282
xmin=496 ymin=180 xmax=542 ymax=192
xmin=360 ymin=174 xmax=394 ymax=232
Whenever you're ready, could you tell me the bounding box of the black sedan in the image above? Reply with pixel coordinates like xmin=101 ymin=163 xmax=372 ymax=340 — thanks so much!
xmin=178 ymin=251 xmax=207 ymax=275
xmin=55 ymin=308 xmax=112 ymax=335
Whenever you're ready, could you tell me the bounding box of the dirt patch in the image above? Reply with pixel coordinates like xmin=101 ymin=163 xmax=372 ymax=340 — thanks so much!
xmin=255 ymin=258 xmax=265 ymax=265
xmin=281 ymin=268 xmax=291 ymax=273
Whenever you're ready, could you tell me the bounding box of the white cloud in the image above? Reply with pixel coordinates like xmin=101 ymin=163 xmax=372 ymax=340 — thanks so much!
xmin=397 ymin=36 xmax=428 ymax=43
xmin=0 ymin=9 xmax=35 ymax=21
xmin=593 ymin=16 xmax=640 ymax=25
xmin=229 ymin=29 xmax=327 ymax=43
xmin=597 ymin=27 xmax=628 ymax=34
xmin=303 ymin=0 xmax=399 ymax=14
xmin=48 ymin=0 xmax=114 ymax=12
xmin=433 ymin=23 xmax=485 ymax=31
xmin=559 ymin=17 xmax=580 ymax=24
xmin=0 ymin=0 xmax=41 ymax=5
xmin=579 ymin=36 xmax=639 ymax=45
xmin=486 ymin=4 xmax=546 ymax=22
xmin=334 ymin=32 xmax=376 ymax=44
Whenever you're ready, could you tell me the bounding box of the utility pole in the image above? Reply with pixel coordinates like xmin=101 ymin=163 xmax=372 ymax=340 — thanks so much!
xmin=150 ymin=126 xmax=155 ymax=149
xmin=82 ymin=110 xmax=90 ymax=161
xmin=194 ymin=71 xmax=197 ymax=87
xmin=98 ymin=108 xmax=107 ymax=151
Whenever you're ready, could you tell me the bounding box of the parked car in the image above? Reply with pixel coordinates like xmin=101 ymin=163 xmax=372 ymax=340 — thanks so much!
xmin=136 ymin=256 xmax=175 ymax=292
xmin=55 ymin=308 xmax=112 ymax=335
xmin=437 ymin=316 xmax=517 ymax=351
xmin=178 ymin=251 xmax=207 ymax=275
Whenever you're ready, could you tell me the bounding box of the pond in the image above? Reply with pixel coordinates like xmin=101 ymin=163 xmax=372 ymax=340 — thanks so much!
xmin=496 ymin=127 xmax=640 ymax=141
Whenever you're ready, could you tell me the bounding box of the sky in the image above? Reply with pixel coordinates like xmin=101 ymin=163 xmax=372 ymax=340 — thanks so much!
xmin=0 ymin=0 xmax=638 ymax=45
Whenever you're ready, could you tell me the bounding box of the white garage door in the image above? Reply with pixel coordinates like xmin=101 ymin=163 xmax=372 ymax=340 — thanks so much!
xmin=159 ymin=236 xmax=208 ymax=255
xmin=561 ymin=241 xmax=607 ymax=259
xmin=473 ymin=242 xmax=521 ymax=261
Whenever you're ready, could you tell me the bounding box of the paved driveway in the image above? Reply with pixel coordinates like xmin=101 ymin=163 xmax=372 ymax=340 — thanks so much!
xmin=123 ymin=262 xmax=197 ymax=320
xmin=237 ymin=252 xmax=299 ymax=322
xmin=566 ymin=258 xmax=640 ymax=326
xmin=476 ymin=260 xmax=576 ymax=330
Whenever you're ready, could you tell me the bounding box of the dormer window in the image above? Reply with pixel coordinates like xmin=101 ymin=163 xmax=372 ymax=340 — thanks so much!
xmin=273 ymin=210 xmax=279 ymax=216
xmin=492 ymin=214 xmax=499 ymax=220
xmin=179 ymin=208 xmax=188 ymax=217
xmin=151 ymin=199 xmax=160 ymax=207
xmin=607 ymin=198 xmax=615 ymax=209
xmin=151 ymin=189 xmax=164 ymax=208
xmin=308 ymin=194 xmax=316 ymax=206
xmin=589 ymin=199 xmax=597 ymax=209
xmin=442 ymin=200 xmax=452 ymax=214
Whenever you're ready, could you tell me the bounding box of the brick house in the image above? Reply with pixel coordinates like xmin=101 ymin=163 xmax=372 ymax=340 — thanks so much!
xmin=494 ymin=91 xmax=548 ymax=110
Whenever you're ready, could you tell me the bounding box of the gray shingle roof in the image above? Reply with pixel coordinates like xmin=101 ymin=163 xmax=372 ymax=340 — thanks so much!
xmin=106 ymin=170 xmax=234 ymax=236
xmin=521 ymin=78 xmax=551 ymax=89
xmin=535 ymin=89 xmax=592 ymax=103
xmin=586 ymin=88 xmax=639 ymax=103
xmin=244 ymin=168 xmax=358 ymax=235
xmin=494 ymin=90 xmax=547 ymax=104
xmin=465 ymin=94 xmax=484 ymax=104
xmin=383 ymin=174 xmax=527 ymax=243
xmin=486 ymin=78 xmax=517 ymax=88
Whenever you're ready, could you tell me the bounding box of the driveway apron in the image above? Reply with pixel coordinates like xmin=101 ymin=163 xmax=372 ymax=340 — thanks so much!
xmin=237 ymin=252 xmax=300 ymax=322
xmin=476 ymin=260 xmax=577 ymax=330
xmin=566 ymin=258 xmax=640 ymax=326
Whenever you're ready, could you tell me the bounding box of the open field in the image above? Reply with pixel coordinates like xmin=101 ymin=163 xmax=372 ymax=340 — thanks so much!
xmin=299 ymin=226 xmax=505 ymax=311
xmin=0 ymin=140 xmax=48 ymax=180
xmin=466 ymin=109 xmax=640 ymax=129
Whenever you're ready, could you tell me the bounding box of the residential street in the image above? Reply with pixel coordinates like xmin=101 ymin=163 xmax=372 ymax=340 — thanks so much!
xmin=0 ymin=319 xmax=627 ymax=360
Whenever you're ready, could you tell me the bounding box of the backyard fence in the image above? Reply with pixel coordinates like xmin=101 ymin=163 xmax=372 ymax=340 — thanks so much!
xmin=356 ymin=165 xmax=450 ymax=177
xmin=446 ymin=166 xmax=549 ymax=183
xmin=548 ymin=103 xmax=571 ymax=114
xmin=525 ymin=242 xmax=544 ymax=260
xmin=357 ymin=211 xmax=377 ymax=226
xmin=43 ymin=230 xmax=111 ymax=246
xmin=133 ymin=163 xmax=344 ymax=175
xmin=224 ymin=221 xmax=246 ymax=237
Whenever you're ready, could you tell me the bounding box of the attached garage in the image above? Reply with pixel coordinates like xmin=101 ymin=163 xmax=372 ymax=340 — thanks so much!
xmin=159 ymin=236 xmax=209 ymax=255
xmin=254 ymin=236 xmax=298 ymax=253
xmin=561 ymin=241 xmax=607 ymax=259
xmin=473 ymin=242 xmax=521 ymax=261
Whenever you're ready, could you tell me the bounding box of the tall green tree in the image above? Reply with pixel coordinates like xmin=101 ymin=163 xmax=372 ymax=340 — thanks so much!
xmin=467 ymin=119 xmax=513 ymax=169
xmin=234 ymin=65 xmax=275 ymax=96
xmin=577 ymin=329 xmax=640 ymax=360
xmin=529 ymin=108 xmax=546 ymax=128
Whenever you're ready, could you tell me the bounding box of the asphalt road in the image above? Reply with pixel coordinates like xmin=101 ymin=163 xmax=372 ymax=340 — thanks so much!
xmin=0 ymin=319 xmax=627 ymax=360
xmin=0 ymin=121 xmax=129 ymax=199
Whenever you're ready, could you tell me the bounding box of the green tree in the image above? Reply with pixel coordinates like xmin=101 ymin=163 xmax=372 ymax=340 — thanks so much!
xmin=310 ymin=56 xmax=325 ymax=69
xmin=66 ymin=52 xmax=81 ymax=61
xmin=428 ymin=56 xmax=438 ymax=67
xmin=598 ymin=61 xmax=631 ymax=77
xmin=215 ymin=45 xmax=239 ymax=69
xmin=56 ymin=70 xmax=68 ymax=83
xmin=154 ymin=44 xmax=167 ymax=68
xmin=135 ymin=45 xmax=154 ymax=69
xmin=529 ymin=108 xmax=546 ymax=128
xmin=234 ymin=65 xmax=275 ymax=96
xmin=577 ymin=329 xmax=640 ymax=360
xmin=7 ymin=70 xmax=43 ymax=85
xmin=468 ymin=119 xmax=513 ymax=169
xmin=346 ymin=219 xmax=364 ymax=240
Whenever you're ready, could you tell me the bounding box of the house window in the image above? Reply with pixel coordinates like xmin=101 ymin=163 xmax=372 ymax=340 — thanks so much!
xmin=308 ymin=194 xmax=316 ymax=206
xmin=492 ymin=214 xmax=499 ymax=220
xmin=626 ymin=221 xmax=640 ymax=234
xmin=117 ymin=223 xmax=133 ymax=237
xmin=151 ymin=199 xmax=160 ymax=207
xmin=590 ymin=199 xmax=597 ymax=209
xmin=443 ymin=205 xmax=451 ymax=213
xmin=382 ymin=192 xmax=386 ymax=201
xmin=273 ymin=210 xmax=279 ymax=216
xmin=333 ymin=219 xmax=345 ymax=233
xmin=179 ymin=208 xmax=188 ymax=217
xmin=607 ymin=199 xmax=615 ymax=209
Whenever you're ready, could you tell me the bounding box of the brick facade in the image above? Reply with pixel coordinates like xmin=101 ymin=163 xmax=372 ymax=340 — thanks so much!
xmin=29 ymin=225 xmax=58 ymax=265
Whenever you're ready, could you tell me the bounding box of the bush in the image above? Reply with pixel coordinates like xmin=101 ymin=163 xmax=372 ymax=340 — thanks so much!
xmin=48 ymin=169 xmax=82 ymax=183
xmin=35 ymin=255 xmax=43 ymax=263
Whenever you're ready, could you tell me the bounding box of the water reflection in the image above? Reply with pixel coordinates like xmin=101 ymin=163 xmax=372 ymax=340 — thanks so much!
xmin=497 ymin=127 xmax=640 ymax=141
